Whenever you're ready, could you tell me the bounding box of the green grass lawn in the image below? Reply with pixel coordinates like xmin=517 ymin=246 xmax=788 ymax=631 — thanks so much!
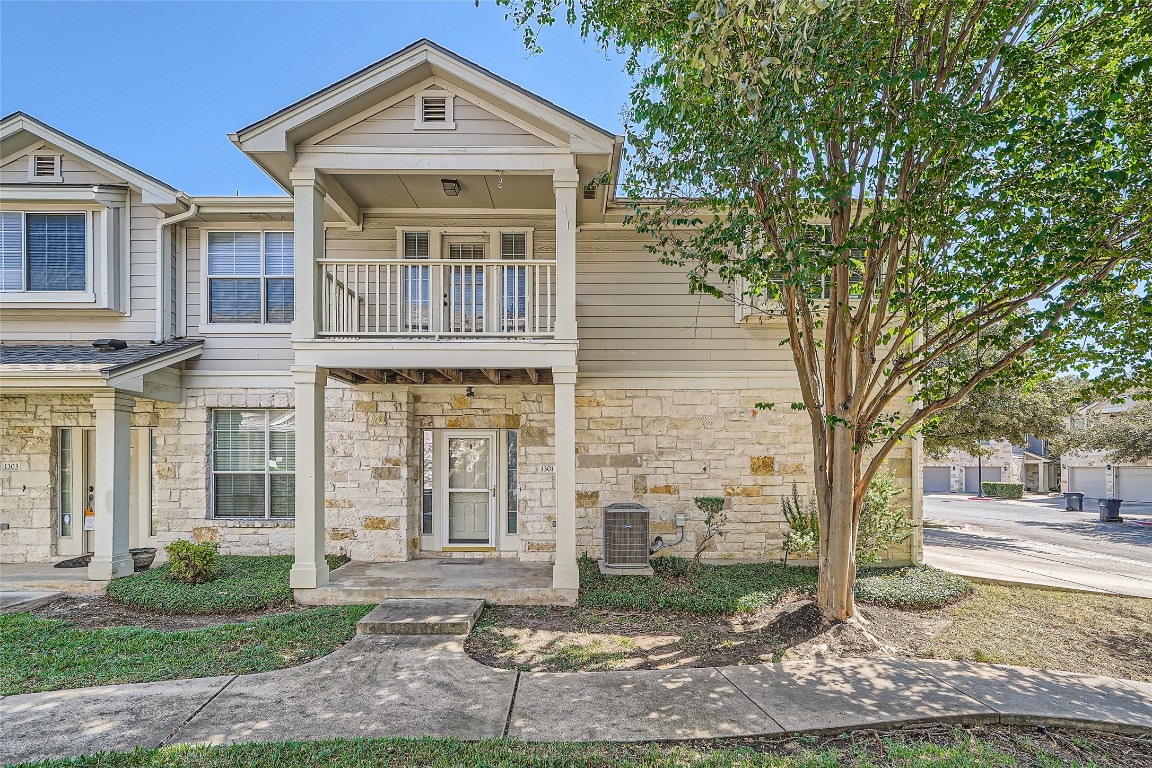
xmin=577 ymin=556 xmax=972 ymax=614
xmin=0 ymin=605 xmax=372 ymax=695
xmin=106 ymin=554 xmax=348 ymax=614
xmin=13 ymin=729 xmax=1131 ymax=768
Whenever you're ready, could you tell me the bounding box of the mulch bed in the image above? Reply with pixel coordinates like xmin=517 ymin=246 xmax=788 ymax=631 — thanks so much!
xmin=29 ymin=595 xmax=301 ymax=631
xmin=465 ymin=597 xmax=947 ymax=671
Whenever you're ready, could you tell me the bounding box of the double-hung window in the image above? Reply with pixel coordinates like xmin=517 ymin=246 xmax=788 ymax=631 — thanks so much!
xmin=402 ymin=231 xmax=431 ymax=332
xmin=500 ymin=233 xmax=528 ymax=332
xmin=0 ymin=211 xmax=87 ymax=292
xmin=211 ymin=409 xmax=295 ymax=519
xmin=207 ymin=231 xmax=293 ymax=324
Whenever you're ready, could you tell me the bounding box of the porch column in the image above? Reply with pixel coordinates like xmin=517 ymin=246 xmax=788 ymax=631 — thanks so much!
xmin=553 ymin=167 xmax=579 ymax=341
xmin=552 ymin=365 xmax=579 ymax=589
xmin=88 ymin=391 xmax=134 ymax=581
xmin=290 ymin=169 xmax=326 ymax=340
xmin=290 ymin=364 xmax=329 ymax=589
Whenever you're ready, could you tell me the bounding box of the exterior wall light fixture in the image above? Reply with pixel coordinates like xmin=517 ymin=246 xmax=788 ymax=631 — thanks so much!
xmin=441 ymin=178 xmax=461 ymax=196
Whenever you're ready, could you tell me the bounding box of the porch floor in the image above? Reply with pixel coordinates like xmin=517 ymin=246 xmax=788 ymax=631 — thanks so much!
xmin=295 ymin=559 xmax=577 ymax=607
xmin=0 ymin=562 xmax=104 ymax=595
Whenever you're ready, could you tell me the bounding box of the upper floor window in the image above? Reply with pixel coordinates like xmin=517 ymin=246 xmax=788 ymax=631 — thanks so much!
xmin=207 ymin=231 xmax=293 ymax=324
xmin=0 ymin=211 xmax=86 ymax=292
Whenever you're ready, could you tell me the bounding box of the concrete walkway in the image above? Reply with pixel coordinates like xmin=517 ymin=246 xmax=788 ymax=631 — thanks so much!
xmin=3 ymin=636 xmax=1150 ymax=764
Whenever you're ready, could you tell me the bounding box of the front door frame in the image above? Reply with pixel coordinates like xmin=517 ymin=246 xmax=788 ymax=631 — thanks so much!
xmin=437 ymin=428 xmax=498 ymax=550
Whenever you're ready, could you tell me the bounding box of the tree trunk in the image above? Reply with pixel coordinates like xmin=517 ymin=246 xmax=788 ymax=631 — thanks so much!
xmin=815 ymin=425 xmax=859 ymax=621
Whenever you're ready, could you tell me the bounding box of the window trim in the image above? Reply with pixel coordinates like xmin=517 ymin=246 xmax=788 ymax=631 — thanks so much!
xmin=210 ymin=409 xmax=296 ymax=521
xmin=199 ymin=227 xmax=295 ymax=332
xmin=413 ymin=89 xmax=456 ymax=130
xmin=0 ymin=209 xmax=94 ymax=298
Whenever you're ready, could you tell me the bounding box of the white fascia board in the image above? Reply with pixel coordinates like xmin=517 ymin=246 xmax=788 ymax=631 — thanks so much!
xmin=0 ymin=185 xmax=129 ymax=206
xmin=297 ymin=147 xmax=576 ymax=174
xmin=291 ymin=339 xmax=578 ymax=370
xmin=0 ymin=115 xmax=181 ymax=206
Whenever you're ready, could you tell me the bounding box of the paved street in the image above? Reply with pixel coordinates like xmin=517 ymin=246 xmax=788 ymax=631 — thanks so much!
xmin=923 ymin=494 xmax=1152 ymax=597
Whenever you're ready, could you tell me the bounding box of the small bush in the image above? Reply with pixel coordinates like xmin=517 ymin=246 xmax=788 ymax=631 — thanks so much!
xmin=858 ymin=471 xmax=917 ymax=565
xmin=691 ymin=496 xmax=728 ymax=563
xmin=781 ymin=483 xmax=820 ymax=559
xmin=854 ymin=566 xmax=973 ymax=609
xmin=164 ymin=539 xmax=219 ymax=584
xmin=982 ymin=481 xmax=1024 ymax=499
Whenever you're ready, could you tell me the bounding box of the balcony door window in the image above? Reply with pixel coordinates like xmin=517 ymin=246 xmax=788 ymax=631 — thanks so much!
xmin=402 ymin=231 xmax=431 ymax=332
xmin=500 ymin=232 xmax=529 ymax=332
xmin=444 ymin=238 xmax=486 ymax=333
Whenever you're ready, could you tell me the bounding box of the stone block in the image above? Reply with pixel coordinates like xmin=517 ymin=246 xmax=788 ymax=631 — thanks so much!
xmin=490 ymin=414 xmax=521 ymax=429
xmin=575 ymin=396 xmax=605 ymax=407
xmin=608 ymin=454 xmax=641 ymax=468
xmin=191 ymin=526 xmax=220 ymax=543
xmin=649 ymin=484 xmax=679 ymax=495
xmin=328 ymin=528 xmax=357 ymax=541
xmin=724 ymin=485 xmax=763 ymax=497
xmin=450 ymin=395 xmax=471 ymax=409
xmin=577 ymin=454 xmax=608 ymax=468
xmin=527 ymin=541 xmax=556 ymax=552
xmin=362 ymin=516 xmax=399 ymax=530
xmin=650 ymin=520 xmax=679 ymax=535
xmin=749 ymin=456 xmax=776 ymax=475
xmin=575 ymin=491 xmax=600 ymax=508
xmin=521 ymin=426 xmax=549 ymax=447
xmin=353 ymin=401 xmax=378 ymax=413
xmin=632 ymin=475 xmax=648 ymax=494
xmin=372 ymin=467 xmax=402 ymax=481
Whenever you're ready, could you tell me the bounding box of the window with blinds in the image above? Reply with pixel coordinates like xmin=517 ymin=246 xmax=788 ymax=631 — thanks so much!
xmin=207 ymin=231 xmax=293 ymax=324
xmin=501 ymin=232 xmax=528 ymax=332
xmin=211 ymin=410 xmax=295 ymax=519
xmin=0 ymin=211 xmax=86 ymax=292
xmin=402 ymin=231 xmax=431 ymax=331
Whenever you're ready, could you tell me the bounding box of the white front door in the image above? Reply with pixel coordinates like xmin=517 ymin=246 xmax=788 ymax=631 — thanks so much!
xmin=442 ymin=430 xmax=496 ymax=547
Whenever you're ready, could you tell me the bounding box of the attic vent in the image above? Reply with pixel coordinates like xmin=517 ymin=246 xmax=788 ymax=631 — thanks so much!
xmin=583 ymin=185 xmax=598 ymax=200
xmin=415 ymin=91 xmax=455 ymax=129
xmin=422 ymin=97 xmax=448 ymax=122
xmin=29 ymin=154 xmax=62 ymax=182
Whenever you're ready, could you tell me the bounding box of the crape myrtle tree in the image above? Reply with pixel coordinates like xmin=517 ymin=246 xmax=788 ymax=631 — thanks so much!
xmin=500 ymin=0 xmax=1152 ymax=620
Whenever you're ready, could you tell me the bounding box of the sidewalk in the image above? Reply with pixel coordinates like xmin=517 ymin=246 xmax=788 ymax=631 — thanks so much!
xmin=3 ymin=635 xmax=1150 ymax=764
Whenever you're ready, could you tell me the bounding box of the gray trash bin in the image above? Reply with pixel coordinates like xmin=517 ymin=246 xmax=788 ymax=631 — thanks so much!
xmin=1098 ymin=498 xmax=1123 ymax=522
xmin=1064 ymin=492 xmax=1084 ymax=511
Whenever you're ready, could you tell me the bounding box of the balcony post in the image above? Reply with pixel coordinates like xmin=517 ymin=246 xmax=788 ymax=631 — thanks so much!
xmin=88 ymin=391 xmax=135 ymax=581
xmin=553 ymin=167 xmax=578 ymax=341
xmin=552 ymin=365 xmax=579 ymax=590
xmin=290 ymin=170 xmax=327 ymax=340
xmin=290 ymin=364 xmax=329 ymax=589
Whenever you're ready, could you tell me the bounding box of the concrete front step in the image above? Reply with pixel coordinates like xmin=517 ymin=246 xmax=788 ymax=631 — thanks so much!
xmin=356 ymin=598 xmax=486 ymax=636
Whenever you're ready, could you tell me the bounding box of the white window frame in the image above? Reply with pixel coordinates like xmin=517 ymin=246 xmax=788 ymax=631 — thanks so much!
xmin=0 ymin=209 xmax=95 ymax=301
xmin=27 ymin=153 xmax=62 ymax=183
xmin=413 ymin=89 xmax=456 ymax=130
xmin=210 ymin=409 xmax=296 ymax=521
xmin=200 ymin=227 xmax=295 ymax=332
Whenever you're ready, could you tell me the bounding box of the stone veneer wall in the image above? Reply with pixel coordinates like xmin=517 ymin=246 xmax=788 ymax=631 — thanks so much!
xmin=2 ymin=384 xmax=915 ymax=565
xmin=572 ymin=387 xmax=917 ymax=565
xmin=0 ymin=394 xmax=159 ymax=563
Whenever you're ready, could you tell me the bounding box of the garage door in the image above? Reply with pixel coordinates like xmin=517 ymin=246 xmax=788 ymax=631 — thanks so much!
xmin=1067 ymin=467 xmax=1107 ymax=500
xmin=924 ymin=466 xmax=952 ymax=493
xmin=1116 ymin=467 xmax=1152 ymax=502
xmin=964 ymin=466 xmax=1001 ymax=494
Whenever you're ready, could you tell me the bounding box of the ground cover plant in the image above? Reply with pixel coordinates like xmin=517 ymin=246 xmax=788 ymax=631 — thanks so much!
xmin=107 ymin=554 xmax=348 ymax=614
xmin=14 ymin=724 xmax=1151 ymax=768
xmin=0 ymin=605 xmax=371 ymax=695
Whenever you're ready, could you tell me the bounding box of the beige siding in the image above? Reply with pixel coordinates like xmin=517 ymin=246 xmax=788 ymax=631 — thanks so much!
xmin=576 ymin=229 xmax=793 ymax=374
xmin=0 ymin=152 xmax=122 ymax=186
xmin=182 ymin=226 xmax=294 ymax=373
xmin=317 ymin=96 xmax=552 ymax=148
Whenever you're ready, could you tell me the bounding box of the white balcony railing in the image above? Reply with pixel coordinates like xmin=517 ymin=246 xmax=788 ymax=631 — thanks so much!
xmin=318 ymin=258 xmax=556 ymax=337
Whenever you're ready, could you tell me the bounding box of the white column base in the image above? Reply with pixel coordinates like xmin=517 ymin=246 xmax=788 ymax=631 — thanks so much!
xmin=290 ymin=562 xmax=330 ymax=589
xmin=552 ymin=561 xmax=580 ymax=590
xmin=88 ymin=553 xmax=134 ymax=581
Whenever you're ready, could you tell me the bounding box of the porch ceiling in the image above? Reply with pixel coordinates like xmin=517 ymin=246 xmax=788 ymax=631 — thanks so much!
xmin=329 ymin=367 xmax=552 ymax=386
xmin=332 ymin=172 xmax=554 ymax=210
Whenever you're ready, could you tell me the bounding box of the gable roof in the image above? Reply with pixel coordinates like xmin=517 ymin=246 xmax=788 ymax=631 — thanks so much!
xmin=0 ymin=112 xmax=184 ymax=206
xmin=232 ymin=39 xmax=618 ymax=155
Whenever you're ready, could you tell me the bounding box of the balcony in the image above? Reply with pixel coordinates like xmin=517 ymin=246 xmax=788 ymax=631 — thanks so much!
xmin=318 ymin=258 xmax=557 ymax=338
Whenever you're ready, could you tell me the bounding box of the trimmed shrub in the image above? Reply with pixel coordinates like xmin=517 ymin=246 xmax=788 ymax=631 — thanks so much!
xmin=854 ymin=566 xmax=973 ymax=609
xmin=982 ymin=481 xmax=1024 ymax=499
xmin=165 ymin=540 xmax=219 ymax=584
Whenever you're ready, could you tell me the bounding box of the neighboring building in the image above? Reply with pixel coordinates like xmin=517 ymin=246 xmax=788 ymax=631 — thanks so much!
xmin=1061 ymin=400 xmax=1152 ymax=503
xmin=0 ymin=41 xmax=921 ymax=598
xmin=922 ymin=439 xmax=1058 ymax=495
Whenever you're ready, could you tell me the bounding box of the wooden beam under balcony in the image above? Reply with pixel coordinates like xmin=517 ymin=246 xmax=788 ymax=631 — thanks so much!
xmin=393 ymin=369 xmax=426 ymax=385
xmin=481 ymin=369 xmax=501 ymax=385
xmin=525 ymin=368 xmax=539 ymax=385
xmin=328 ymin=367 xmax=554 ymax=387
xmin=436 ymin=368 xmax=463 ymax=384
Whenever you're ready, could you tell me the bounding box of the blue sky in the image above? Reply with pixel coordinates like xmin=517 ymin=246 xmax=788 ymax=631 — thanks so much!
xmin=0 ymin=1 xmax=631 ymax=195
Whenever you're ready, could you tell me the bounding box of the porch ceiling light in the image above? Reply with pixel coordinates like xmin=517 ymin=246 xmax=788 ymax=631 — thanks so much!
xmin=441 ymin=178 xmax=461 ymax=197
xmin=93 ymin=338 xmax=127 ymax=353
